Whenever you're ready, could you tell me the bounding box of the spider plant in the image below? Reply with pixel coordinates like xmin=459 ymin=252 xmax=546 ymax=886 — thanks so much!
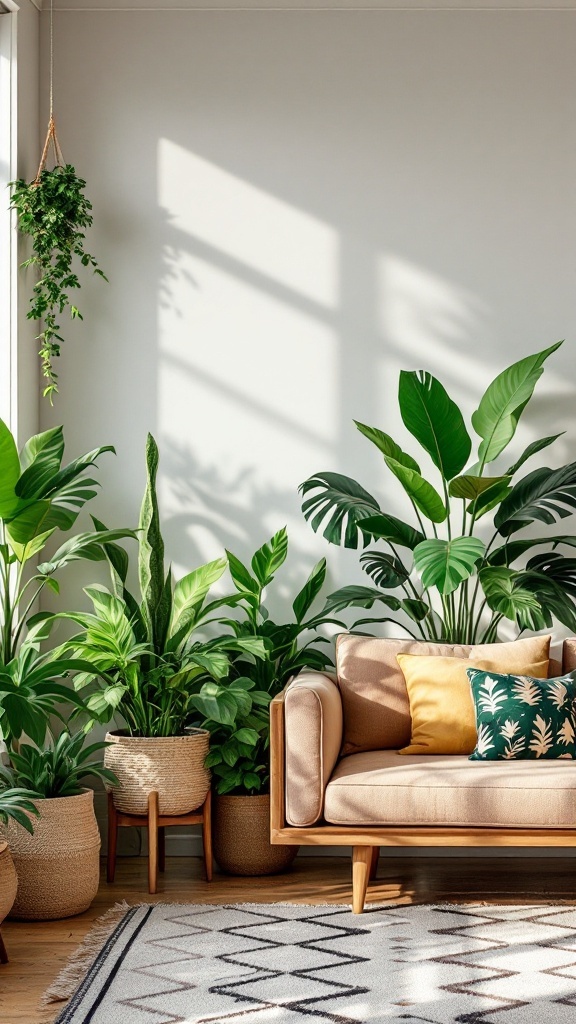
xmin=0 ymin=731 xmax=116 ymax=800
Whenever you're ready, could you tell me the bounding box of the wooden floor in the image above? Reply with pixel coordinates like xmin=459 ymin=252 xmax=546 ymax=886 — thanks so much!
xmin=1 ymin=854 xmax=575 ymax=1023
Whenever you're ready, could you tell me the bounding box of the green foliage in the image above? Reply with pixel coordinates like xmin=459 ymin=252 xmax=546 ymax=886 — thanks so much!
xmin=0 ymin=786 xmax=40 ymax=835
xmin=58 ymin=435 xmax=264 ymax=737
xmin=0 ymin=731 xmax=117 ymax=800
xmin=0 ymin=419 xmax=133 ymax=747
xmin=189 ymin=529 xmax=355 ymax=795
xmin=10 ymin=166 xmax=107 ymax=401
xmin=300 ymin=342 xmax=576 ymax=643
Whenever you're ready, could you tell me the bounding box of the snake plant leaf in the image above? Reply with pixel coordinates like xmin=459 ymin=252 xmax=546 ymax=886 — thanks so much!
xmin=360 ymin=513 xmax=424 ymax=550
xmin=354 ymin=421 xmax=420 ymax=473
xmin=449 ymin=475 xmax=509 ymax=500
xmin=292 ymin=558 xmax=327 ymax=624
xmin=413 ymin=536 xmax=485 ymax=595
xmin=0 ymin=418 xmax=22 ymax=518
xmin=494 ymin=462 xmax=576 ymax=537
xmin=478 ymin=566 xmax=542 ymax=622
xmin=300 ymin=472 xmax=381 ymax=548
xmin=471 ymin=341 xmax=562 ymax=466
xmin=383 ymin=457 xmax=447 ymax=523
xmin=487 ymin=535 xmax=576 ymax=567
xmin=360 ymin=550 xmax=410 ymax=588
xmin=505 ymin=433 xmax=565 ymax=477
xmin=320 ymin=585 xmax=401 ymax=615
xmin=251 ymin=527 xmax=288 ymax=586
xmin=398 ymin=371 xmax=471 ymax=481
xmin=138 ymin=433 xmax=166 ymax=647
xmin=169 ymin=557 xmax=228 ymax=637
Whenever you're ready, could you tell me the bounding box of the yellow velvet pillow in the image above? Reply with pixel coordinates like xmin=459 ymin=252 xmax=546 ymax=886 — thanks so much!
xmin=397 ymin=644 xmax=550 ymax=756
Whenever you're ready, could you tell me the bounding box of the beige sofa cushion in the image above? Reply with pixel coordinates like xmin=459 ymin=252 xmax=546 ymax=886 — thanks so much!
xmin=284 ymin=672 xmax=343 ymax=827
xmin=324 ymin=749 xmax=576 ymax=828
xmin=336 ymin=634 xmax=551 ymax=755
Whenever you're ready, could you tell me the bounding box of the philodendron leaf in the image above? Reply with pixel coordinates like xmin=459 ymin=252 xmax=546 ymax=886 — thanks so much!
xmin=354 ymin=421 xmax=420 ymax=472
xmin=0 ymin=417 xmax=22 ymax=518
xmin=479 ymin=566 xmax=542 ymax=622
xmin=251 ymin=527 xmax=288 ymax=586
xmin=505 ymin=433 xmax=565 ymax=477
xmin=494 ymin=462 xmax=576 ymax=537
xmin=383 ymin=457 xmax=447 ymax=523
xmin=360 ymin=513 xmax=424 ymax=550
xmin=449 ymin=475 xmax=509 ymax=500
xmin=471 ymin=341 xmax=562 ymax=467
xmin=321 ymin=585 xmax=401 ymax=615
xmin=398 ymin=370 xmax=471 ymax=481
xmin=413 ymin=536 xmax=485 ymax=595
xmin=300 ymin=472 xmax=381 ymax=548
xmin=360 ymin=550 xmax=409 ymax=588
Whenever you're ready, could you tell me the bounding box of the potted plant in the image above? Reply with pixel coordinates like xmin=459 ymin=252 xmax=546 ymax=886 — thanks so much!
xmin=300 ymin=342 xmax=576 ymax=643
xmin=0 ymin=731 xmax=115 ymax=920
xmin=189 ymin=527 xmax=350 ymax=875
xmin=0 ymin=787 xmax=39 ymax=955
xmin=59 ymin=435 xmax=265 ymax=818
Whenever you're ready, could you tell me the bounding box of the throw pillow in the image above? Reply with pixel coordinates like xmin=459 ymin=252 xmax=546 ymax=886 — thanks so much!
xmin=468 ymin=668 xmax=576 ymax=760
xmin=397 ymin=642 xmax=552 ymax=756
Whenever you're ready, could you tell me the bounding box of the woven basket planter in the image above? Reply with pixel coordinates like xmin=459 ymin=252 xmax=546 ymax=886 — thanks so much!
xmin=104 ymin=729 xmax=211 ymax=816
xmin=3 ymin=790 xmax=100 ymax=921
xmin=0 ymin=842 xmax=17 ymax=926
xmin=213 ymin=793 xmax=298 ymax=876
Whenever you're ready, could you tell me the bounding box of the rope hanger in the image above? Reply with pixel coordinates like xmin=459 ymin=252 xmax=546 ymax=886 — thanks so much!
xmin=35 ymin=0 xmax=65 ymax=183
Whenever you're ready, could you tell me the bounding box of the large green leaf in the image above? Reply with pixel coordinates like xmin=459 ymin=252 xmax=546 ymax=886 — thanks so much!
xmin=398 ymin=370 xmax=471 ymax=481
xmin=15 ymin=427 xmax=66 ymax=499
xmin=6 ymin=500 xmax=53 ymax=546
xmin=383 ymin=457 xmax=447 ymax=523
xmin=494 ymin=462 xmax=576 ymax=537
xmin=37 ymin=529 xmax=137 ymax=575
xmin=169 ymin=557 xmax=228 ymax=637
xmin=292 ymin=558 xmax=326 ymax=624
xmin=505 ymin=433 xmax=564 ymax=477
xmin=449 ymin=475 xmax=508 ymax=500
xmin=251 ymin=528 xmax=288 ymax=586
xmin=320 ymin=585 xmax=401 ymax=615
xmin=525 ymin=552 xmax=576 ymax=597
xmin=488 ymin=535 xmax=576 ymax=567
xmin=466 ymin=478 xmax=512 ymax=520
xmin=300 ymin=472 xmax=381 ymax=548
xmin=413 ymin=536 xmax=485 ymax=595
xmin=471 ymin=341 xmax=562 ymax=466
xmin=354 ymin=421 xmax=420 ymax=472
xmin=0 ymin=417 xmax=21 ymax=518
xmin=479 ymin=566 xmax=542 ymax=622
xmin=360 ymin=513 xmax=424 ymax=550
xmin=138 ymin=434 xmax=166 ymax=647
xmin=519 ymin=570 xmax=576 ymax=633
xmin=360 ymin=550 xmax=409 ymax=589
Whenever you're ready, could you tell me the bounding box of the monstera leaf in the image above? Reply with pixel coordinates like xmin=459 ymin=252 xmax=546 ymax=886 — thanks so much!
xmin=495 ymin=463 xmax=576 ymax=537
xmin=360 ymin=550 xmax=410 ymax=589
xmin=479 ymin=566 xmax=542 ymax=623
xmin=413 ymin=537 xmax=485 ymax=595
xmin=300 ymin=472 xmax=381 ymax=548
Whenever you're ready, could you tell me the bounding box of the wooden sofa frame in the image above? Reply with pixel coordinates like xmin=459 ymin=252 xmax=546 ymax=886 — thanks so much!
xmin=270 ymin=685 xmax=576 ymax=914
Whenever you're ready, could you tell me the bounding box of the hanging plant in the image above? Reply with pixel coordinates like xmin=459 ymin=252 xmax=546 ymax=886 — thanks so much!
xmin=10 ymin=117 xmax=107 ymax=402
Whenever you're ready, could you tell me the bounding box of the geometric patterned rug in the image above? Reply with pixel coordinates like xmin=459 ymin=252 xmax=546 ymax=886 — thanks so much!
xmin=52 ymin=902 xmax=576 ymax=1023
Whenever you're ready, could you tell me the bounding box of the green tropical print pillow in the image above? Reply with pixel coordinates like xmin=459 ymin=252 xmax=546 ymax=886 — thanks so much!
xmin=467 ymin=669 xmax=576 ymax=761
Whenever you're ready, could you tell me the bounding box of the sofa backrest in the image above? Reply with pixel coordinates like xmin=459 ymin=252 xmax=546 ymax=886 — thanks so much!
xmin=335 ymin=633 xmax=552 ymax=756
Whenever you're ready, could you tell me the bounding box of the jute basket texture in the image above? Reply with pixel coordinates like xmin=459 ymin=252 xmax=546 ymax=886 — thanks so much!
xmin=0 ymin=842 xmax=17 ymax=925
xmin=213 ymin=793 xmax=298 ymax=876
xmin=2 ymin=790 xmax=100 ymax=921
xmin=104 ymin=729 xmax=211 ymax=816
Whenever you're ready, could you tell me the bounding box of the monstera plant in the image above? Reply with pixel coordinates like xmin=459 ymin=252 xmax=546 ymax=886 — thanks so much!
xmin=301 ymin=341 xmax=576 ymax=644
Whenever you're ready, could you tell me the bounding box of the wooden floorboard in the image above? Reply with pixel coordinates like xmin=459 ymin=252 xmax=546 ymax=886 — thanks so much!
xmin=1 ymin=854 xmax=575 ymax=1023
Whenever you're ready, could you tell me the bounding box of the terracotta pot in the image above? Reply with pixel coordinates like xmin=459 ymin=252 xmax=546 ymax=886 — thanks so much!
xmin=3 ymin=790 xmax=100 ymax=921
xmin=213 ymin=793 xmax=298 ymax=876
xmin=104 ymin=729 xmax=211 ymax=816
xmin=0 ymin=842 xmax=17 ymax=926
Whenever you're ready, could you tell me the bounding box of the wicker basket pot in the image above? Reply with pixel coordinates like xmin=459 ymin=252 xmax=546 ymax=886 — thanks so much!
xmin=0 ymin=842 xmax=17 ymax=926
xmin=3 ymin=790 xmax=100 ymax=921
xmin=104 ymin=729 xmax=210 ymax=816
xmin=213 ymin=793 xmax=298 ymax=876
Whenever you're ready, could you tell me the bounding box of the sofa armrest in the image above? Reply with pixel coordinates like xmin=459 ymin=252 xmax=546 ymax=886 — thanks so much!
xmin=562 ymin=638 xmax=576 ymax=674
xmin=284 ymin=671 xmax=343 ymax=827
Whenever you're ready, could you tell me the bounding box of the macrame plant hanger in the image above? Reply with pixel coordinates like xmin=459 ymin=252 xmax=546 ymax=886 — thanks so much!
xmin=34 ymin=0 xmax=64 ymax=184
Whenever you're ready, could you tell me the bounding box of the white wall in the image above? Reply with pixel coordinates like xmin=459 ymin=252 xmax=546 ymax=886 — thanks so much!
xmin=38 ymin=7 xmax=576 ymax=635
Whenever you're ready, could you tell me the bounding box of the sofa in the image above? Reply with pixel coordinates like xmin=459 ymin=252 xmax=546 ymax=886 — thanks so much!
xmin=270 ymin=633 xmax=576 ymax=913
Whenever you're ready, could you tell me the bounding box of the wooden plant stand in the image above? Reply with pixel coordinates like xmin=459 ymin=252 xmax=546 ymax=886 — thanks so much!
xmin=107 ymin=789 xmax=212 ymax=895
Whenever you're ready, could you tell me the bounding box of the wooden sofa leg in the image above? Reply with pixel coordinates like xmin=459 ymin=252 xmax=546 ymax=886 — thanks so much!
xmin=369 ymin=846 xmax=379 ymax=881
xmin=352 ymin=846 xmax=372 ymax=914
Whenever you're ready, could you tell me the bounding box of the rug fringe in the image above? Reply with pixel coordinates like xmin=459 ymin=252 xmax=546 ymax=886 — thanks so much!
xmin=42 ymin=901 xmax=133 ymax=1005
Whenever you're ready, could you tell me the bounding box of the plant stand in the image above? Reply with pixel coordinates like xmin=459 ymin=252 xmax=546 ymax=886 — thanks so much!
xmin=107 ymin=790 xmax=212 ymax=895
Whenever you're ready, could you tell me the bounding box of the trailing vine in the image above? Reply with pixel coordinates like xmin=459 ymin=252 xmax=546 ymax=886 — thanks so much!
xmin=10 ymin=164 xmax=107 ymax=401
